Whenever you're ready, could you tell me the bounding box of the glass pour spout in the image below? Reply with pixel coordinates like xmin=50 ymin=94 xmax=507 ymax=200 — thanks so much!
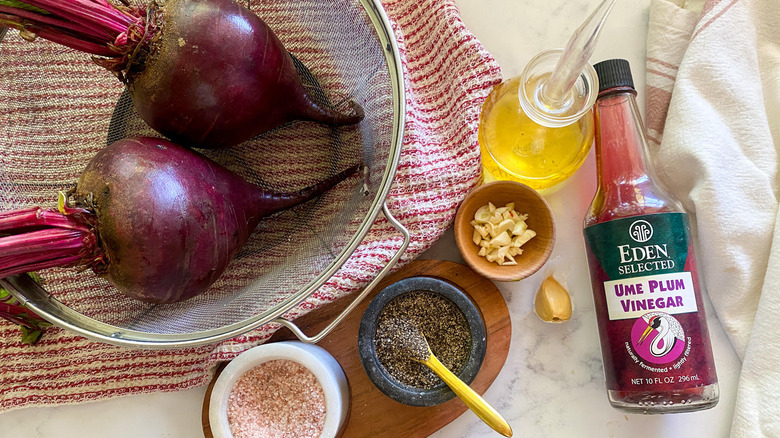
xmin=540 ymin=0 xmax=617 ymax=109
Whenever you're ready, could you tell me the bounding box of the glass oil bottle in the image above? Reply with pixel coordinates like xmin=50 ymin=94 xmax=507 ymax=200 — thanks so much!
xmin=478 ymin=0 xmax=616 ymax=190
xmin=478 ymin=50 xmax=597 ymax=190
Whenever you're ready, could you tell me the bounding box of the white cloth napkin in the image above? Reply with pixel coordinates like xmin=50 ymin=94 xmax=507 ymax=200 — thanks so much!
xmin=646 ymin=0 xmax=780 ymax=435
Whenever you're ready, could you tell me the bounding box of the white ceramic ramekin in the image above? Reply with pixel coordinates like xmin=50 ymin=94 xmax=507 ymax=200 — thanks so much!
xmin=209 ymin=341 xmax=350 ymax=438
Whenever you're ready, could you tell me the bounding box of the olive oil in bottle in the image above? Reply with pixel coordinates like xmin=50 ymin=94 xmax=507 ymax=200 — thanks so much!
xmin=479 ymin=71 xmax=595 ymax=189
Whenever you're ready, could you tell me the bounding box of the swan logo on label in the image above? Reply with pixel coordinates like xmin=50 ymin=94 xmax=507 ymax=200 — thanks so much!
xmin=630 ymin=311 xmax=685 ymax=364
xmin=629 ymin=220 xmax=653 ymax=243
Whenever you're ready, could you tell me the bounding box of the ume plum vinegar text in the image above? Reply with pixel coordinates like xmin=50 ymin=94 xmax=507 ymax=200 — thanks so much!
xmin=582 ymin=59 xmax=718 ymax=414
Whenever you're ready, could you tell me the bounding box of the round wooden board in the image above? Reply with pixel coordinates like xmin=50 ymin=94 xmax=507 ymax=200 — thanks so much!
xmin=202 ymin=259 xmax=512 ymax=438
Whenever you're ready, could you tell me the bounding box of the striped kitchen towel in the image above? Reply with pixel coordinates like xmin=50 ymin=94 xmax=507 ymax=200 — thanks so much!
xmin=0 ymin=0 xmax=501 ymax=412
xmin=645 ymin=0 xmax=780 ymax=435
xmin=644 ymin=0 xmax=701 ymax=146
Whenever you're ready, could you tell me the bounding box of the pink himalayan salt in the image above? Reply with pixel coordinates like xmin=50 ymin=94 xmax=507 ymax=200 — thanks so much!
xmin=227 ymin=359 xmax=326 ymax=438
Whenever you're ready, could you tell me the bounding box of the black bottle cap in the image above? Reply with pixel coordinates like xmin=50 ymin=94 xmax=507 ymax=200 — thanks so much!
xmin=594 ymin=59 xmax=634 ymax=93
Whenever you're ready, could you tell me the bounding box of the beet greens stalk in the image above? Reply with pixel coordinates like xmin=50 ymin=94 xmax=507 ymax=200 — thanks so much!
xmin=0 ymin=204 xmax=95 ymax=345
xmin=0 ymin=199 xmax=106 ymax=281
xmin=0 ymin=0 xmax=157 ymax=79
xmin=0 ymin=273 xmax=51 ymax=345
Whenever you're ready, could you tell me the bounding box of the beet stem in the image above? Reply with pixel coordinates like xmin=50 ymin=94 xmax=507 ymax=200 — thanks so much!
xmin=0 ymin=207 xmax=38 ymax=221
xmin=0 ymin=228 xmax=88 ymax=258
xmin=43 ymin=27 xmax=118 ymax=55
xmin=20 ymin=0 xmax=133 ymax=33
xmin=0 ymin=291 xmax=51 ymax=344
xmin=0 ymin=0 xmax=144 ymax=57
xmin=0 ymin=5 xmax=109 ymax=40
xmin=0 ymin=301 xmax=47 ymax=323
xmin=0 ymin=251 xmax=85 ymax=278
xmin=0 ymin=207 xmax=91 ymax=234
xmin=0 ymin=208 xmax=98 ymax=280
xmin=1 ymin=255 xmax=85 ymax=280
xmin=0 ymin=304 xmax=41 ymax=329
xmin=71 ymin=0 xmax=134 ymax=26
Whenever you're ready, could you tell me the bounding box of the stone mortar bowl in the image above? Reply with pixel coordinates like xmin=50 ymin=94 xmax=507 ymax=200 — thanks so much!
xmin=357 ymin=276 xmax=487 ymax=407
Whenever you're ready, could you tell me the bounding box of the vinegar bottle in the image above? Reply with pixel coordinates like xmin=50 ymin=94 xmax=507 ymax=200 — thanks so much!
xmin=582 ymin=59 xmax=719 ymax=413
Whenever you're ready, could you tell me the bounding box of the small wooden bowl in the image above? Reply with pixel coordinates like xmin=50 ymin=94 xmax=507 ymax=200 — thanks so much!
xmin=454 ymin=180 xmax=555 ymax=282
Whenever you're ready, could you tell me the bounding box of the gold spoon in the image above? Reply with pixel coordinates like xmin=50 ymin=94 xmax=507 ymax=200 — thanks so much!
xmin=395 ymin=320 xmax=513 ymax=437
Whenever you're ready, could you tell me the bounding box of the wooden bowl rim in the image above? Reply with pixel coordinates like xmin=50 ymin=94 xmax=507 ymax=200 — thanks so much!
xmin=454 ymin=180 xmax=555 ymax=282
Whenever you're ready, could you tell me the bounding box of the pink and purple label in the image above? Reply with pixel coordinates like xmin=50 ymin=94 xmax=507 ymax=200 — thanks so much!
xmin=584 ymin=213 xmax=717 ymax=391
xmin=630 ymin=312 xmax=686 ymax=364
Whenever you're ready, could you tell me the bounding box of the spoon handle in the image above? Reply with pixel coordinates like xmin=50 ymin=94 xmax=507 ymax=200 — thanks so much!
xmin=424 ymin=353 xmax=513 ymax=437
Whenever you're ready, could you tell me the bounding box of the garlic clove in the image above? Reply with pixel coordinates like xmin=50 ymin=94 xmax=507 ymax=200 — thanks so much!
xmin=474 ymin=205 xmax=492 ymax=224
xmin=534 ymin=275 xmax=572 ymax=323
xmin=513 ymin=229 xmax=536 ymax=247
xmin=472 ymin=228 xmax=482 ymax=245
xmin=511 ymin=220 xmax=528 ymax=236
xmin=495 ymin=218 xmax=516 ymax=235
xmin=488 ymin=232 xmax=512 ymax=248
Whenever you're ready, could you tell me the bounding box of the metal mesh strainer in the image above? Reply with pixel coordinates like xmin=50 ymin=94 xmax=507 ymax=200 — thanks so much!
xmin=0 ymin=0 xmax=407 ymax=347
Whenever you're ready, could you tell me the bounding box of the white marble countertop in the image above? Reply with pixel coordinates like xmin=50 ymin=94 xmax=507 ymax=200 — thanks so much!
xmin=0 ymin=0 xmax=741 ymax=437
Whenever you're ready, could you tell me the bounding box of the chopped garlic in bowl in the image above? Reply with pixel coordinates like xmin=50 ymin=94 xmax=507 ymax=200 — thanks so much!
xmin=470 ymin=202 xmax=537 ymax=266
xmin=453 ymin=180 xmax=555 ymax=282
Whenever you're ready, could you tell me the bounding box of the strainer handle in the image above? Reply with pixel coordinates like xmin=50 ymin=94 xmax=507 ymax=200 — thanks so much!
xmin=271 ymin=202 xmax=410 ymax=344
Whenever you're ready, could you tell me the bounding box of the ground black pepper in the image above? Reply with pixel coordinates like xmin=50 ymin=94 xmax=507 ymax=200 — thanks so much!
xmin=374 ymin=290 xmax=470 ymax=389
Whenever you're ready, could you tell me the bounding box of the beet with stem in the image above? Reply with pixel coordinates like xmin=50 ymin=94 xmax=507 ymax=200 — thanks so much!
xmin=0 ymin=136 xmax=361 ymax=303
xmin=0 ymin=0 xmax=364 ymax=148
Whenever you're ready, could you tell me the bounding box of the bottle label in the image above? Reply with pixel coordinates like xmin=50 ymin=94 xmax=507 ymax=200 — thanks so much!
xmin=604 ymin=272 xmax=697 ymax=322
xmin=584 ymin=213 xmax=717 ymax=392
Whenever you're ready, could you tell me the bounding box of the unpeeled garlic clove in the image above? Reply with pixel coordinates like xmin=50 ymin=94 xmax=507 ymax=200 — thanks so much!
xmin=534 ymin=275 xmax=572 ymax=323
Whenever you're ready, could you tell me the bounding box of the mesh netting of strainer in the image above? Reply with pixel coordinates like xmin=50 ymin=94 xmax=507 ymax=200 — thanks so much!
xmin=0 ymin=0 xmax=400 ymax=339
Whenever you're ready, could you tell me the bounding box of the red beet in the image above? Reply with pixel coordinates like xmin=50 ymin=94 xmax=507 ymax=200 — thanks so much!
xmin=0 ymin=136 xmax=360 ymax=303
xmin=0 ymin=0 xmax=363 ymax=148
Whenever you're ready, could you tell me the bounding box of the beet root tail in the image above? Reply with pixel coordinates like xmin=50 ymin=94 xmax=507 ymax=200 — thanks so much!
xmin=297 ymin=94 xmax=365 ymax=126
xmin=259 ymin=163 xmax=363 ymax=215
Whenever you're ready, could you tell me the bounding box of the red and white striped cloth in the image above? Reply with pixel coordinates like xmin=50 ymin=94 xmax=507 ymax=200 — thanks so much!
xmin=0 ymin=0 xmax=501 ymax=412
xmin=646 ymin=0 xmax=780 ymax=435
